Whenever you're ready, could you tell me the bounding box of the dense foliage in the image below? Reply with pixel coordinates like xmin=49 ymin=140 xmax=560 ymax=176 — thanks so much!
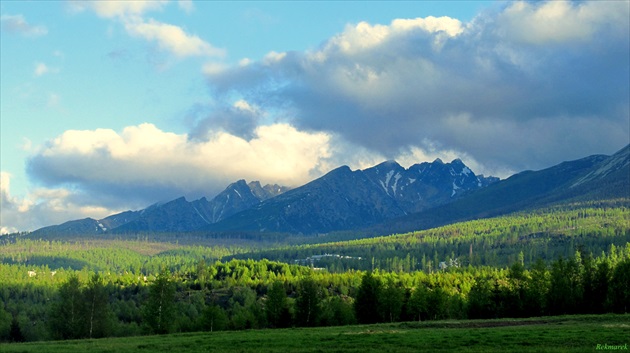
xmin=1 ymin=203 xmax=629 ymax=342
xmin=233 ymin=201 xmax=630 ymax=272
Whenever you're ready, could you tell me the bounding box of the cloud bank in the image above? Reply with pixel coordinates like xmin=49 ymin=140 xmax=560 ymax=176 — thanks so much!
xmin=25 ymin=123 xmax=332 ymax=210
xmin=1 ymin=172 xmax=115 ymax=234
xmin=204 ymin=0 xmax=629 ymax=172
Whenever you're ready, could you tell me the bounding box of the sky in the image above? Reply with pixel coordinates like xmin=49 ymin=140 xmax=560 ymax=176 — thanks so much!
xmin=1 ymin=0 xmax=629 ymax=233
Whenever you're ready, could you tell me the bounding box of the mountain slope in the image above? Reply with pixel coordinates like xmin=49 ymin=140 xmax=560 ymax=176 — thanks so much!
xmin=28 ymin=145 xmax=627 ymax=238
xmin=207 ymin=159 xmax=496 ymax=234
xmin=110 ymin=181 xmax=289 ymax=233
xmin=29 ymin=180 xmax=290 ymax=236
xmin=373 ymin=144 xmax=629 ymax=235
xmin=30 ymin=218 xmax=105 ymax=236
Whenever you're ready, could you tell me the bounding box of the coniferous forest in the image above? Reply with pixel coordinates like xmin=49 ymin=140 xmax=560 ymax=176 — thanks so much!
xmin=1 ymin=201 xmax=629 ymax=343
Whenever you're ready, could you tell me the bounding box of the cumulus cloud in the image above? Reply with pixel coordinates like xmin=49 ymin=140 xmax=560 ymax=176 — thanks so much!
xmin=72 ymin=0 xmax=224 ymax=59
xmin=187 ymin=99 xmax=263 ymax=140
xmin=124 ymin=18 xmax=225 ymax=58
xmin=203 ymin=0 xmax=629 ymax=173
xmin=178 ymin=0 xmax=195 ymax=14
xmin=496 ymin=1 xmax=629 ymax=45
xmin=68 ymin=0 xmax=168 ymax=18
xmin=1 ymin=172 xmax=116 ymax=233
xmin=1 ymin=14 xmax=48 ymax=37
xmin=19 ymin=120 xmax=492 ymax=231
xmin=26 ymin=123 xmax=333 ymax=210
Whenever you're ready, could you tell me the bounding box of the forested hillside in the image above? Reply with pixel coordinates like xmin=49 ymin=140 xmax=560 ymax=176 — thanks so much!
xmin=1 ymin=243 xmax=629 ymax=342
xmin=1 ymin=200 xmax=629 ymax=342
xmin=232 ymin=200 xmax=630 ymax=271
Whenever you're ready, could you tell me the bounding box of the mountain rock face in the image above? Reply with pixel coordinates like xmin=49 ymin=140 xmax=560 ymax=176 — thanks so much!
xmin=31 ymin=218 xmax=106 ymax=236
xmin=109 ymin=181 xmax=289 ymax=233
xmin=29 ymin=180 xmax=290 ymax=237
xmin=570 ymin=144 xmax=630 ymax=190
xmin=202 ymin=180 xmax=289 ymax=223
xmin=206 ymin=159 xmax=498 ymax=234
xmin=374 ymin=144 xmax=630 ymax=235
xmin=29 ymin=158 xmax=494 ymax=236
xmin=362 ymin=159 xmax=498 ymax=214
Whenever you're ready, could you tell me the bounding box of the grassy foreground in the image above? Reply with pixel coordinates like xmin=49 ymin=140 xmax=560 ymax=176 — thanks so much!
xmin=3 ymin=315 xmax=629 ymax=353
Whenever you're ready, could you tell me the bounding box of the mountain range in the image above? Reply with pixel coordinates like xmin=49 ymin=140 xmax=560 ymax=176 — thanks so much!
xmin=29 ymin=144 xmax=629 ymax=238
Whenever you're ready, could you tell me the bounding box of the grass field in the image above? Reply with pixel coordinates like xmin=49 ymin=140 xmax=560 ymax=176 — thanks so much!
xmin=3 ymin=315 xmax=629 ymax=353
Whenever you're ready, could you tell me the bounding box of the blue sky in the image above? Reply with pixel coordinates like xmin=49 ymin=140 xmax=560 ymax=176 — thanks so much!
xmin=1 ymin=1 xmax=629 ymax=233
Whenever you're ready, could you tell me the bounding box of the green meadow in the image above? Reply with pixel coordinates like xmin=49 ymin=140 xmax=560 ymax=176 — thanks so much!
xmin=3 ymin=315 xmax=629 ymax=353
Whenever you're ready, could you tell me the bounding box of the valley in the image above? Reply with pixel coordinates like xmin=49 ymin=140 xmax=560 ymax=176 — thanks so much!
xmin=1 ymin=145 xmax=628 ymax=351
xmin=3 ymin=2 xmax=629 ymax=352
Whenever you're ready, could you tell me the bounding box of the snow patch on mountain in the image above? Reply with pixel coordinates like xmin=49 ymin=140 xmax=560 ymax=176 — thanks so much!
xmin=392 ymin=173 xmax=402 ymax=194
xmin=451 ymin=181 xmax=461 ymax=197
xmin=193 ymin=205 xmax=211 ymax=224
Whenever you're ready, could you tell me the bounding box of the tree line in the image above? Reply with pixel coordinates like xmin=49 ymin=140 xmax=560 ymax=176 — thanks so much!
xmin=231 ymin=204 xmax=630 ymax=271
xmin=1 ymin=246 xmax=629 ymax=342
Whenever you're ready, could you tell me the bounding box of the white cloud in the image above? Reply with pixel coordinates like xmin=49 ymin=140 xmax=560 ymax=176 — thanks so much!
xmin=2 ymin=172 xmax=116 ymax=233
xmin=34 ymin=62 xmax=60 ymax=77
xmin=0 ymin=14 xmax=47 ymax=37
xmin=324 ymin=16 xmax=463 ymax=56
xmin=124 ymin=18 xmax=225 ymax=58
xmin=202 ymin=62 xmax=228 ymax=75
xmin=263 ymin=51 xmax=287 ymax=65
xmin=239 ymin=58 xmax=253 ymax=67
xmin=497 ymin=0 xmax=629 ymax=44
xmin=178 ymin=0 xmax=195 ymax=14
xmin=27 ymin=123 xmax=333 ymax=209
xmin=20 ymin=138 xmax=33 ymax=152
xmin=68 ymin=0 xmax=168 ymax=19
xmin=71 ymin=0 xmax=223 ymax=59
xmin=233 ymin=99 xmax=258 ymax=114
